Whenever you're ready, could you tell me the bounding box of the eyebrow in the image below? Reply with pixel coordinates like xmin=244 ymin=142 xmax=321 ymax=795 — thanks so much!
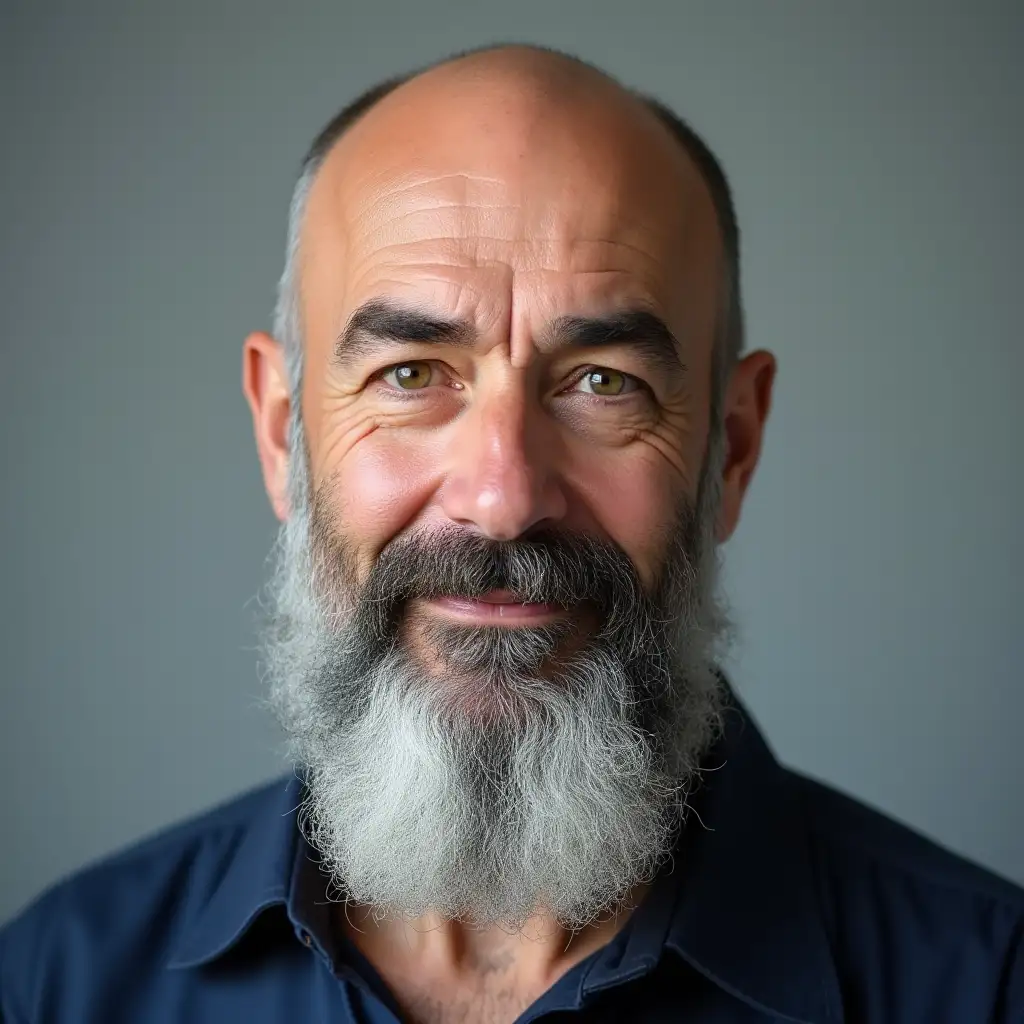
xmin=546 ymin=311 xmax=685 ymax=378
xmin=334 ymin=299 xmax=685 ymax=378
xmin=334 ymin=300 xmax=473 ymax=366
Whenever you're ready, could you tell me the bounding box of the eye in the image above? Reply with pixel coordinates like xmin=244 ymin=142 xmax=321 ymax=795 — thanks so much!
xmin=381 ymin=361 xmax=435 ymax=390
xmin=571 ymin=367 xmax=641 ymax=397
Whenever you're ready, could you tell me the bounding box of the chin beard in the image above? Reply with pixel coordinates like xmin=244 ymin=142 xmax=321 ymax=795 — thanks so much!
xmin=260 ymin=414 xmax=732 ymax=930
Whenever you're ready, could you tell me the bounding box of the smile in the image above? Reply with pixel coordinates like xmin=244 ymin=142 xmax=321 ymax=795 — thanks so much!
xmin=424 ymin=591 xmax=568 ymax=625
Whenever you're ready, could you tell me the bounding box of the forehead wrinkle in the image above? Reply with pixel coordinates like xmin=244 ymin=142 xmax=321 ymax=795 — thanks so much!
xmin=346 ymin=208 xmax=524 ymax=265
xmin=329 ymin=152 xmax=687 ymax=286
xmin=343 ymin=171 xmax=520 ymax=234
xmin=350 ymin=198 xmax=527 ymax=244
xmin=346 ymin=232 xmax=667 ymax=285
xmin=344 ymin=185 xmax=675 ymax=275
xmin=340 ymin=147 xmax=678 ymax=226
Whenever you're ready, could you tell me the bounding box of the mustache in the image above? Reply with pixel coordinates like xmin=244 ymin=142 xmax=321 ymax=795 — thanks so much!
xmin=335 ymin=525 xmax=652 ymax=644
xmin=370 ymin=526 xmax=642 ymax=601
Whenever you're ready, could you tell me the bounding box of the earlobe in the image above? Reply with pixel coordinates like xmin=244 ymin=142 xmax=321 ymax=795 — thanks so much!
xmin=715 ymin=349 xmax=777 ymax=543
xmin=242 ymin=331 xmax=293 ymax=522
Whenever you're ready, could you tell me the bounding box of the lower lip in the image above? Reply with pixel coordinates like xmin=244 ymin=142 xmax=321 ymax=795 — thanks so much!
xmin=426 ymin=596 xmax=567 ymax=624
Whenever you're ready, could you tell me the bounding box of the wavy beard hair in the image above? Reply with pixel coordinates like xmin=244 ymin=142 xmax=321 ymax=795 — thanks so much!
xmin=260 ymin=405 xmax=732 ymax=931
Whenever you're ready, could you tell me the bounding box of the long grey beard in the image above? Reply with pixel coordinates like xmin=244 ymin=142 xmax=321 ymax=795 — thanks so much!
xmin=261 ymin=413 xmax=732 ymax=930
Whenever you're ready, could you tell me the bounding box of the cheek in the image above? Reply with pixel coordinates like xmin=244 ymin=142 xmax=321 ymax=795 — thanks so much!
xmin=570 ymin=444 xmax=684 ymax=591
xmin=327 ymin=430 xmax=440 ymax=567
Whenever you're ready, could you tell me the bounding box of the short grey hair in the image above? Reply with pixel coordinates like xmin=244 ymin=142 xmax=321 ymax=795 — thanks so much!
xmin=272 ymin=76 xmax=406 ymax=404
xmin=272 ymin=48 xmax=745 ymax=420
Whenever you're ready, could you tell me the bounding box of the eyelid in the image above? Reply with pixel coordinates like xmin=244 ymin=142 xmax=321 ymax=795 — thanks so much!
xmin=563 ymin=365 xmax=647 ymax=396
xmin=371 ymin=360 xmax=647 ymax=398
xmin=375 ymin=359 xmax=459 ymax=392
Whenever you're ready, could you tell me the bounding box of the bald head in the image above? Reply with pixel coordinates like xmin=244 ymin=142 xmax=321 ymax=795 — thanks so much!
xmin=274 ymin=45 xmax=742 ymax=400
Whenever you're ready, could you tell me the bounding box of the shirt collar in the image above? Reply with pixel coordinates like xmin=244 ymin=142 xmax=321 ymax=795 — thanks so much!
xmin=166 ymin=773 xmax=302 ymax=969
xmin=663 ymin=698 xmax=845 ymax=1023
xmin=167 ymin=693 xmax=843 ymax=1023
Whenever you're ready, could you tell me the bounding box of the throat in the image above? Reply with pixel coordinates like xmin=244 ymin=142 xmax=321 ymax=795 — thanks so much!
xmin=337 ymin=893 xmax=648 ymax=1023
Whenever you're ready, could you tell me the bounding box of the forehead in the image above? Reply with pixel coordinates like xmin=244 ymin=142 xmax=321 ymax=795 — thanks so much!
xmin=298 ymin=68 xmax=722 ymax=352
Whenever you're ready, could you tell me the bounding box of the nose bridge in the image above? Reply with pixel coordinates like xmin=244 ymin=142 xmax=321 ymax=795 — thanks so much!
xmin=441 ymin=376 xmax=566 ymax=540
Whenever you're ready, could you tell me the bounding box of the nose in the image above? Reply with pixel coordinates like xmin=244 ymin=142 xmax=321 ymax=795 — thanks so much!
xmin=440 ymin=382 xmax=568 ymax=540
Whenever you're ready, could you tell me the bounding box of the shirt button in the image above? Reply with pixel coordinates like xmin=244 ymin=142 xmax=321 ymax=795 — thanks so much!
xmin=302 ymin=932 xmax=312 ymax=947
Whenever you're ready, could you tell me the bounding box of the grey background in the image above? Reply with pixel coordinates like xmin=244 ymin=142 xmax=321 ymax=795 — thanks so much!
xmin=2 ymin=0 xmax=1021 ymax=924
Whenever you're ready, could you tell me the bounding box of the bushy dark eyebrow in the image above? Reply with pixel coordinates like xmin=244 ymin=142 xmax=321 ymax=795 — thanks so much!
xmin=334 ymin=299 xmax=474 ymax=367
xmin=546 ymin=311 xmax=685 ymax=378
xmin=334 ymin=299 xmax=685 ymax=379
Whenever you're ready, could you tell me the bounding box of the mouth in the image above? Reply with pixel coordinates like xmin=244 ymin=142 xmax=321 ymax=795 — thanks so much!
xmin=422 ymin=590 xmax=569 ymax=625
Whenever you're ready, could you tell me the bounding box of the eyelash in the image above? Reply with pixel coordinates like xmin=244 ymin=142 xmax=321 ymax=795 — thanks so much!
xmin=374 ymin=362 xmax=647 ymax=398
xmin=375 ymin=362 xmax=461 ymax=395
xmin=570 ymin=367 xmax=645 ymax=397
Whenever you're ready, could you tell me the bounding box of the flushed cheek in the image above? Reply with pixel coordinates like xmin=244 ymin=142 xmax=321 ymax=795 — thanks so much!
xmin=325 ymin=426 xmax=443 ymax=571
xmin=571 ymin=446 xmax=687 ymax=592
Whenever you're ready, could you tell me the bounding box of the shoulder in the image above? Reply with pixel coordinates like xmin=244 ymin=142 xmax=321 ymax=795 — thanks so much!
xmin=0 ymin=776 xmax=295 ymax=1021
xmin=789 ymin=769 xmax=1024 ymax=1018
xmin=791 ymin=769 xmax=1024 ymax=906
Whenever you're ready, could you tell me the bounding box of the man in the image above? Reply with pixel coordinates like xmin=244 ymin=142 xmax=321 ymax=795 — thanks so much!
xmin=1 ymin=43 xmax=1021 ymax=1023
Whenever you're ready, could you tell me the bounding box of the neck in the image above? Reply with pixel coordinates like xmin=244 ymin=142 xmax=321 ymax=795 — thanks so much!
xmin=340 ymin=885 xmax=650 ymax=1001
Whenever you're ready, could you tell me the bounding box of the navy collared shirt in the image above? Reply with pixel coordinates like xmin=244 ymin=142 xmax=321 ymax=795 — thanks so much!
xmin=2 ymin=697 xmax=1022 ymax=1023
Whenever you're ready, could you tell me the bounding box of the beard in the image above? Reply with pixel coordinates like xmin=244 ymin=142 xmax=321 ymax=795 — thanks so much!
xmin=261 ymin=411 xmax=732 ymax=931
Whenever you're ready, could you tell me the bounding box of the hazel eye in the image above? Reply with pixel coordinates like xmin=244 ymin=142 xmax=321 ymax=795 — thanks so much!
xmin=383 ymin=361 xmax=434 ymax=390
xmin=573 ymin=368 xmax=638 ymax=397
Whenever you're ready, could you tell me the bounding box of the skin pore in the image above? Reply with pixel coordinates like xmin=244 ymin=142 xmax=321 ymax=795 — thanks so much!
xmin=244 ymin=46 xmax=775 ymax=1024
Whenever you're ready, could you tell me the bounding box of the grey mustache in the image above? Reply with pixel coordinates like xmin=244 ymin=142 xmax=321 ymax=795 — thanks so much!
xmin=361 ymin=526 xmax=644 ymax=610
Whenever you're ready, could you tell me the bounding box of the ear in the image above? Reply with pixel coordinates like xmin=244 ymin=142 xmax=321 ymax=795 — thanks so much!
xmin=716 ymin=349 xmax=777 ymax=542
xmin=242 ymin=331 xmax=292 ymax=521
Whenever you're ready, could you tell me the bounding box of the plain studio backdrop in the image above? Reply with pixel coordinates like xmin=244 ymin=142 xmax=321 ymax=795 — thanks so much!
xmin=1 ymin=0 xmax=1021 ymax=923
